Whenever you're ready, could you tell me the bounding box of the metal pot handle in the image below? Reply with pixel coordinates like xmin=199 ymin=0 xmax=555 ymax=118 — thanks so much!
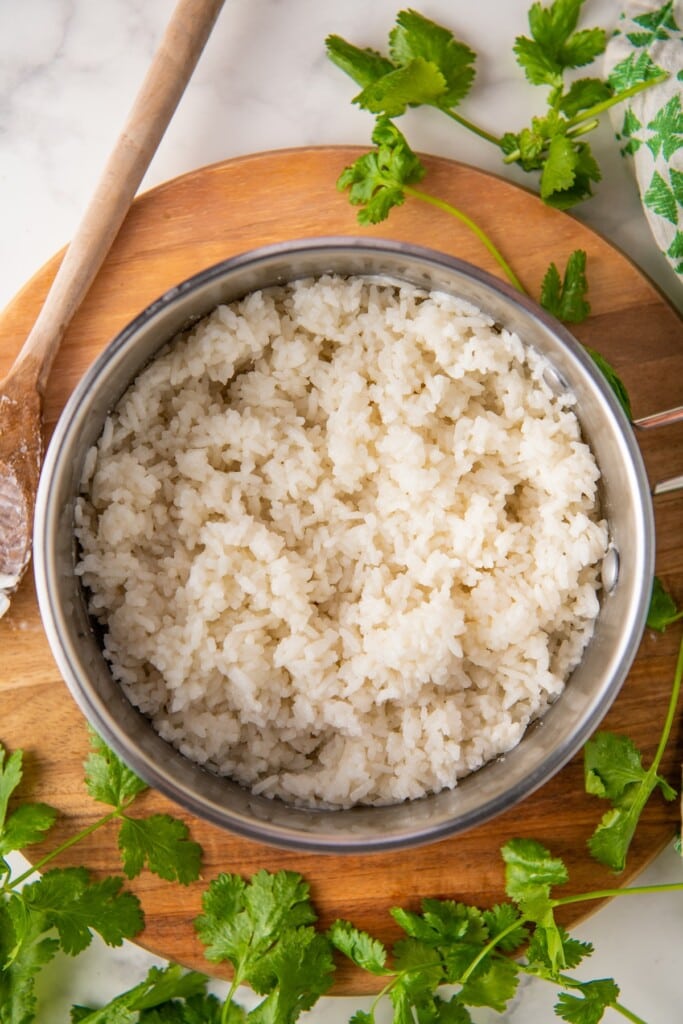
xmin=633 ymin=405 xmax=683 ymax=495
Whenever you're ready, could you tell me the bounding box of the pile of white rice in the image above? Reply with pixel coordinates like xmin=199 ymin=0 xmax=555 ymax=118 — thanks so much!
xmin=75 ymin=275 xmax=608 ymax=809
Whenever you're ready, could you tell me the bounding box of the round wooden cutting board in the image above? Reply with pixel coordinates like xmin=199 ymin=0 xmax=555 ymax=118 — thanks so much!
xmin=1 ymin=147 xmax=682 ymax=995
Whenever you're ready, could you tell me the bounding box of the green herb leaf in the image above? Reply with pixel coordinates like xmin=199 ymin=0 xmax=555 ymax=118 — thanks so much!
xmin=0 ymin=802 xmax=57 ymax=860
xmin=354 ymin=57 xmax=448 ymax=117
xmin=0 ymin=897 xmax=60 ymax=1024
xmin=195 ymin=870 xmax=319 ymax=981
xmin=459 ymin=957 xmax=519 ymax=1012
xmin=69 ymin=965 xmax=208 ymax=1024
xmin=0 ymin=747 xmax=23 ymax=832
xmin=584 ymin=730 xmax=677 ymax=871
xmin=246 ymin=928 xmax=335 ymax=1023
xmin=118 ymin=814 xmax=201 ymax=884
xmin=392 ymin=898 xmax=487 ymax=947
xmin=502 ymin=838 xmax=569 ymax=902
xmin=84 ymin=731 xmax=147 ymax=810
xmin=540 ymin=133 xmax=579 ymax=198
xmin=388 ymin=9 xmax=476 ymax=108
xmin=516 ymin=1 xmax=605 ymax=84
xmin=513 ymin=35 xmax=563 ymax=88
xmin=560 ymin=27 xmax=606 ymax=69
xmin=348 ymin=1012 xmax=374 ymax=1024
xmin=20 ymin=867 xmax=143 ymax=955
xmin=196 ymin=871 xmax=334 ymax=1022
xmin=337 ymin=116 xmax=425 ymax=224
xmin=584 ymin=348 xmax=633 ymax=419
xmin=540 ymin=249 xmax=590 ymax=323
xmin=328 ymin=919 xmax=390 ymax=974
xmin=542 ymin=140 xmax=601 ymax=208
xmin=526 ymin=925 xmax=593 ymax=973
xmin=559 ymin=77 xmax=612 ymax=116
xmin=502 ymin=838 xmax=569 ymax=972
xmin=554 ymin=977 xmax=620 ymax=1023
xmin=647 ymin=576 xmax=683 ymax=632
xmin=325 ymin=35 xmax=395 ymax=89
xmin=481 ymin=903 xmax=529 ymax=952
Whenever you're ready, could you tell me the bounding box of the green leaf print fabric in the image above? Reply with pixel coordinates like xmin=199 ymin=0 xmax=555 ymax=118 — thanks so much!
xmin=604 ymin=1 xmax=683 ymax=281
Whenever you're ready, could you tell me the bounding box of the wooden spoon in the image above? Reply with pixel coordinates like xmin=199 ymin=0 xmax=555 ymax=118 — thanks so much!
xmin=0 ymin=0 xmax=225 ymax=617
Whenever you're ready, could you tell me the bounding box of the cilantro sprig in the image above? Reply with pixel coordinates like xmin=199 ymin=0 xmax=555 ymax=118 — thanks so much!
xmin=328 ymin=0 xmax=664 ymax=441
xmin=195 ymin=870 xmax=336 ymax=1023
xmin=584 ymin=636 xmax=683 ymax=872
xmin=327 ymin=3 xmax=666 ymax=209
xmin=329 ymin=834 xmax=683 ymax=1024
xmin=0 ymin=732 xmax=202 ymax=1024
xmin=646 ymin=577 xmax=683 ymax=633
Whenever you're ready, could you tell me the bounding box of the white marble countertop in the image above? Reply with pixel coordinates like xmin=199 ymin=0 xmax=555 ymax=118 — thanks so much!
xmin=1 ymin=1 xmax=681 ymax=1021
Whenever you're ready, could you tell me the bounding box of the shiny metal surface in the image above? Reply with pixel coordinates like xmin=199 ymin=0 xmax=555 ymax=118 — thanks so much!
xmin=33 ymin=237 xmax=655 ymax=852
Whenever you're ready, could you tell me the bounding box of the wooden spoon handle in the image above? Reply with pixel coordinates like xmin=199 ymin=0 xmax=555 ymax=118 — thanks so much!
xmin=11 ymin=0 xmax=225 ymax=394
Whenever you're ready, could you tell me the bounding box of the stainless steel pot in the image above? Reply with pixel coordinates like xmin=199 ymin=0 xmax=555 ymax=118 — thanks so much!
xmin=33 ymin=237 xmax=655 ymax=852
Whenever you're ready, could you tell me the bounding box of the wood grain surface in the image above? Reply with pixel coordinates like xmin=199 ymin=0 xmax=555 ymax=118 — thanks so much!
xmin=0 ymin=147 xmax=681 ymax=995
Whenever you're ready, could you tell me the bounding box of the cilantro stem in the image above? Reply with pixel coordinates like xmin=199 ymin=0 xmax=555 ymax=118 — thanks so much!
xmin=502 ymin=73 xmax=668 ymax=165
xmin=458 ymin=918 xmax=524 ymax=984
xmin=520 ymin=965 xmax=648 ymax=1024
xmin=565 ymin=73 xmax=669 ymax=130
xmin=553 ymin=880 xmax=683 ymax=908
xmin=402 ymin=184 xmax=527 ymax=293
xmin=650 ymin=635 xmax=683 ymax=777
xmin=611 ymin=1002 xmax=649 ymax=1024
xmin=5 ymin=801 xmax=135 ymax=890
xmin=436 ymin=105 xmax=502 ymax=147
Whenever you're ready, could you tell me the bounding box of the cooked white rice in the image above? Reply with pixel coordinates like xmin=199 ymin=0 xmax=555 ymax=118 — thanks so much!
xmin=75 ymin=275 xmax=608 ymax=809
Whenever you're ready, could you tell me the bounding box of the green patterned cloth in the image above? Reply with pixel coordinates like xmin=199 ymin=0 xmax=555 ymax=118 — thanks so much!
xmin=604 ymin=0 xmax=683 ymax=283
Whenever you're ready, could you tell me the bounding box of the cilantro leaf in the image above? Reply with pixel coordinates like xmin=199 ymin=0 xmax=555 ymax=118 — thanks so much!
xmin=544 ymin=140 xmax=601 ymax=208
xmin=513 ymin=35 xmax=564 ymax=88
xmin=502 ymin=839 xmax=569 ymax=973
xmin=247 ymin=928 xmax=335 ymax=1022
xmin=0 ymin=745 xmax=56 ymax=872
xmin=458 ymin=957 xmax=519 ymax=1012
xmin=554 ymin=978 xmax=620 ymax=1024
xmin=540 ymin=134 xmax=579 ymax=199
xmin=196 ymin=871 xmax=333 ymax=1024
xmin=337 ymin=116 xmax=425 ymax=223
xmin=392 ymin=898 xmax=487 ymax=947
xmin=516 ymin=1 xmax=605 ymax=84
xmin=70 ymin=965 xmax=208 ymax=1024
xmin=0 ymin=896 xmax=60 ymax=1024
xmin=585 ymin=733 xmax=675 ymax=803
xmin=585 ymin=348 xmax=632 ymax=419
xmin=386 ymin=938 xmax=446 ymax=1024
xmin=354 ymin=57 xmax=448 ymax=117
xmin=502 ymin=838 xmax=568 ymax=901
xmin=584 ymin=729 xmax=677 ymax=871
xmin=118 ymin=814 xmax=201 ymax=884
xmin=559 ymin=77 xmax=612 ymax=117
xmin=647 ymin=576 xmax=683 ymax=631
xmin=540 ymin=249 xmax=590 ymax=323
xmin=20 ymin=867 xmax=143 ymax=954
xmin=196 ymin=870 xmax=320 ymax=983
xmin=84 ymin=730 xmax=147 ymax=810
xmin=0 ymin=746 xmax=23 ymax=831
xmin=481 ymin=903 xmax=529 ymax=952
xmin=388 ymin=9 xmax=476 ymax=108
xmin=324 ymin=35 xmax=395 ymax=88
xmin=0 ymin=802 xmax=57 ymax=859
xmin=527 ymin=925 xmax=593 ymax=973
xmin=328 ymin=919 xmax=390 ymax=974
xmin=348 ymin=1013 xmax=374 ymax=1024
xmin=138 ymin=994 xmax=225 ymax=1024
xmin=560 ymin=27 xmax=606 ymax=69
